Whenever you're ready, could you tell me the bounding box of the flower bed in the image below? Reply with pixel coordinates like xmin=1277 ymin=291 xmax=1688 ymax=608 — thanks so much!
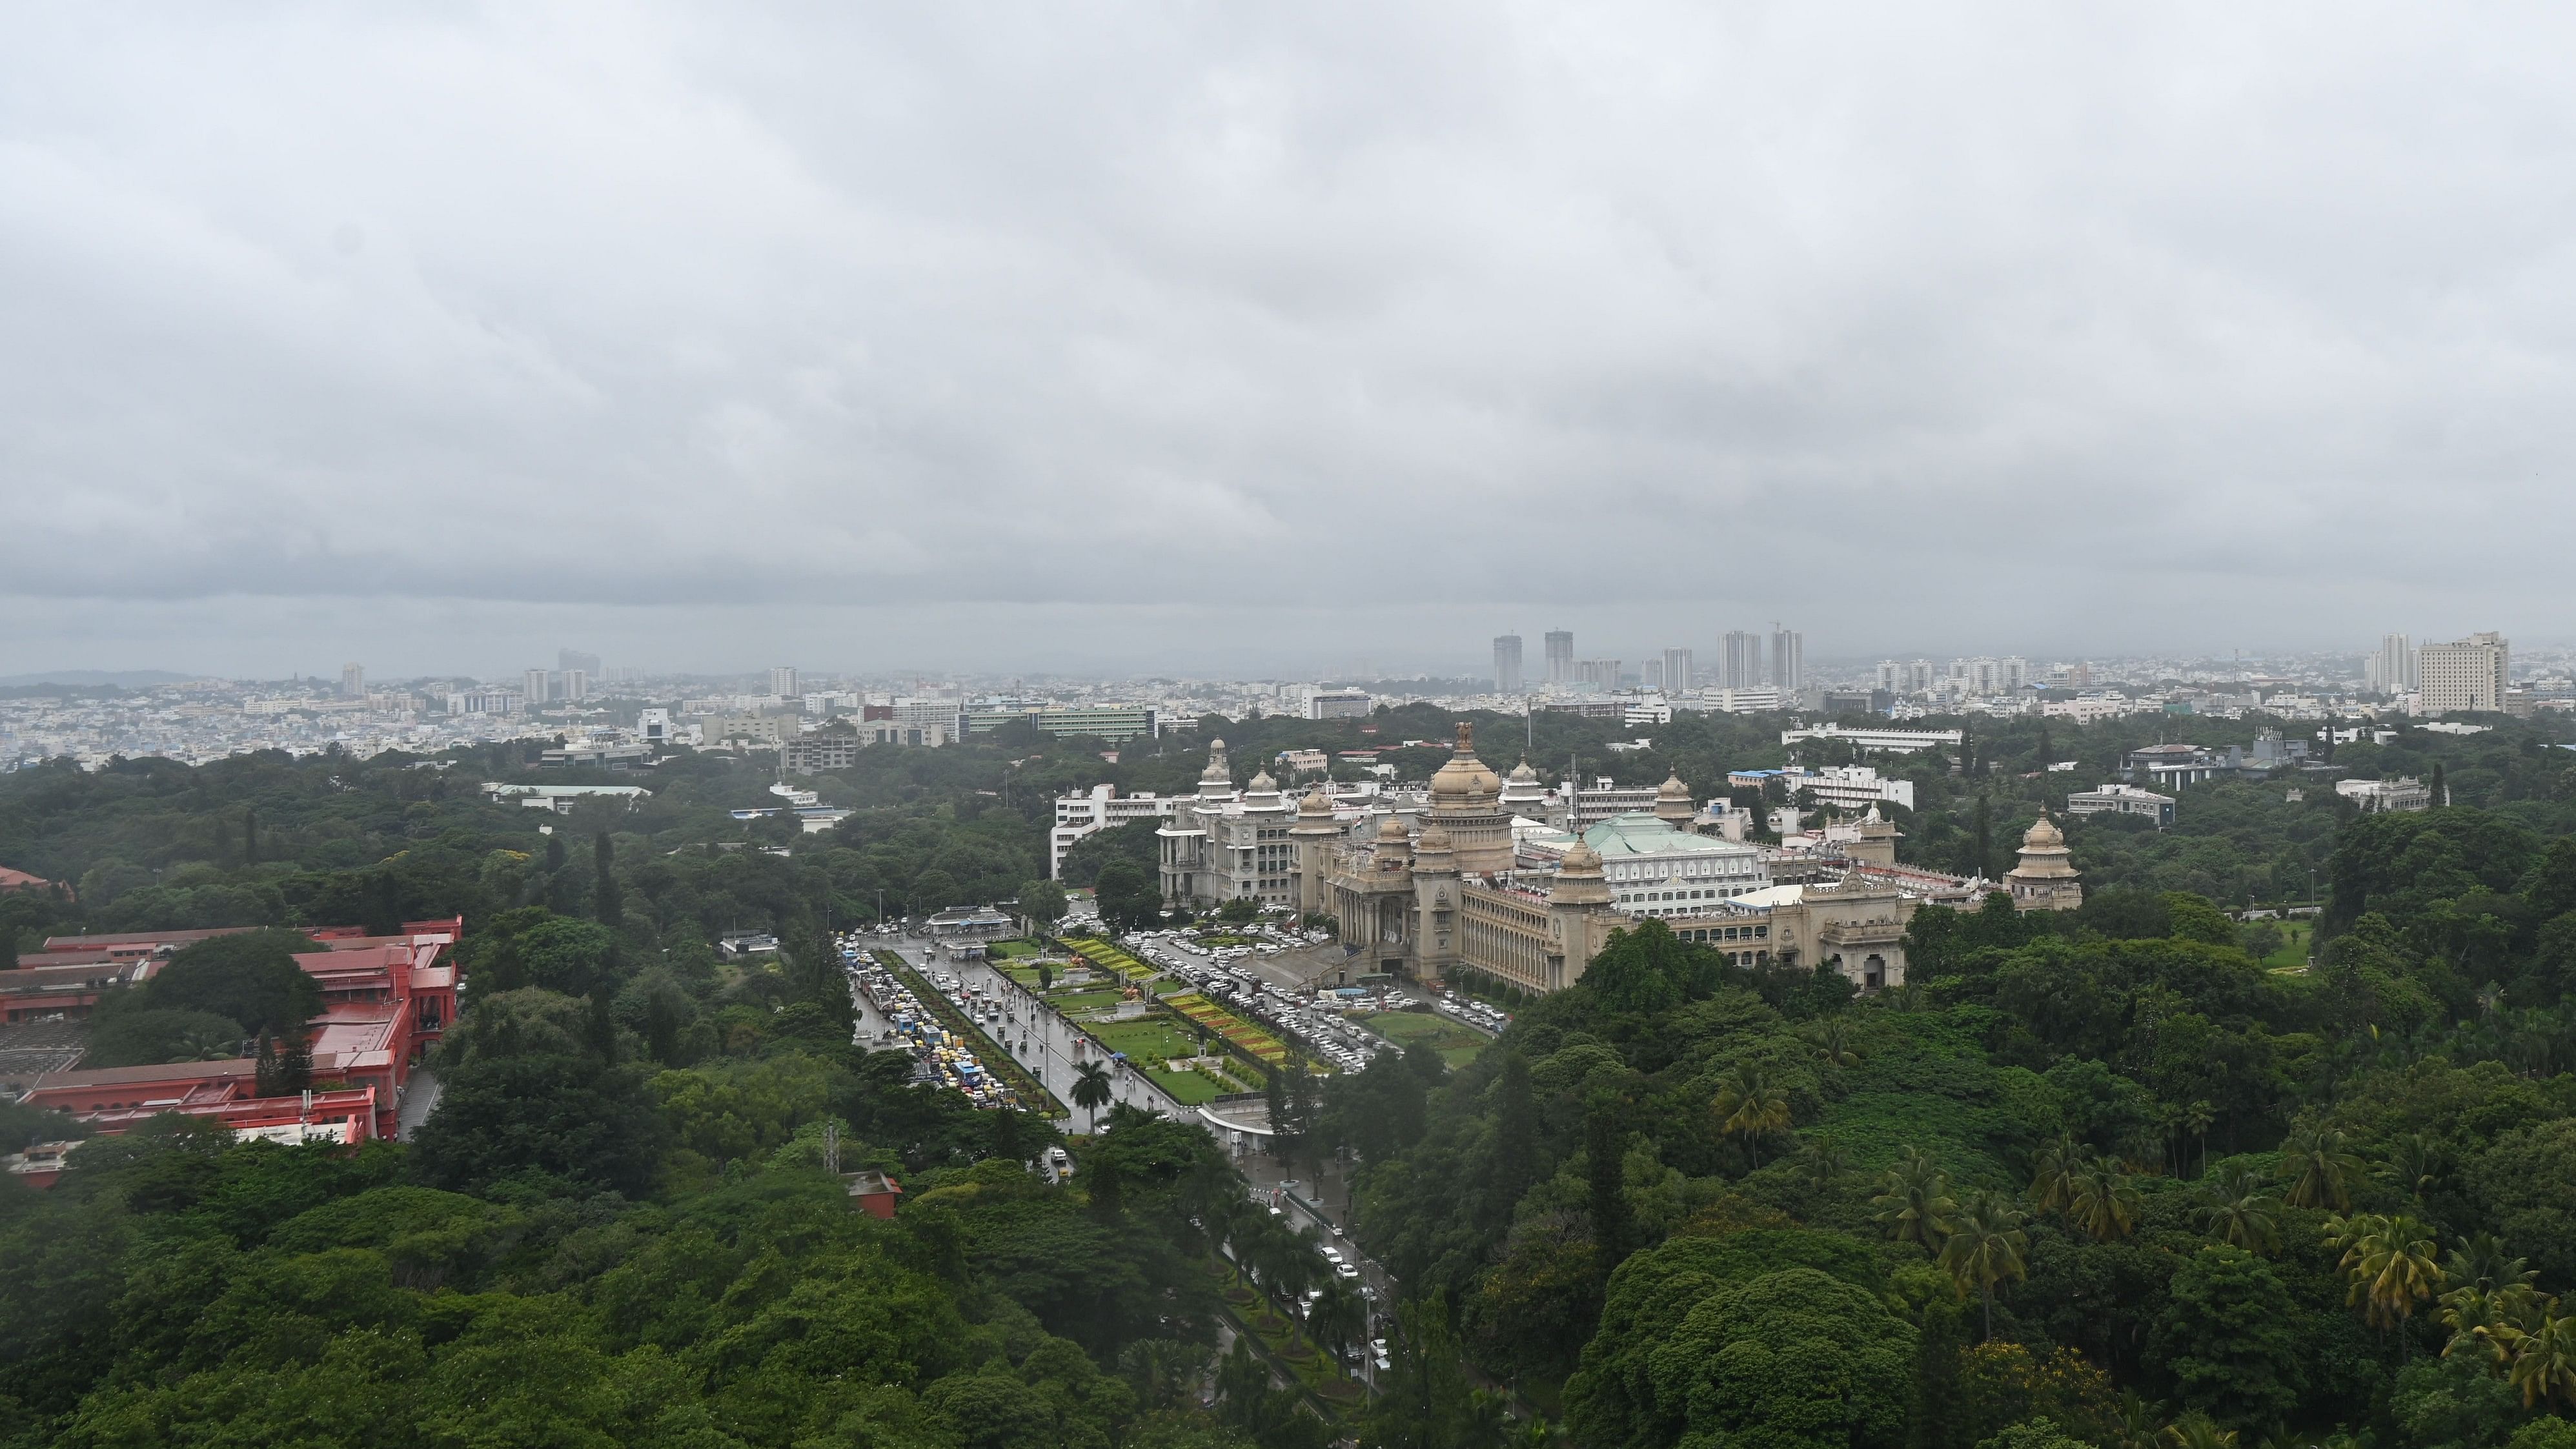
xmin=1163 ymin=993 xmax=1291 ymax=1067
xmin=1062 ymin=937 xmax=1150 ymax=979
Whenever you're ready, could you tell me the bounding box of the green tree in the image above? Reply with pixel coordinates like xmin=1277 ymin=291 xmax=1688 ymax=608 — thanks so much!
xmin=1019 ymin=878 xmax=1068 ymax=931
xmin=2149 ymin=1244 xmax=2305 ymax=1428
xmin=2281 ymin=1127 xmax=2367 ymax=1211
xmin=136 ymin=929 xmax=322 ymax=1037
xmin=2195 ymin=1166 xmax=2282 ymax=1253
xmin=2330 ymin=1212 xmax=2446 ymax=1335
xmin=1565 ymin=1263 xmax=1917 ymax=1449
xmin=1071 ymin=1060 xmax=1114 ymax=1133
xmin=591 ymin=831 xmax=621 ymax=926
xmin=1485 ymin=1050 xmax=1539 ymax=1230
xmin=1586 ymin=1099 xmax=1634 ymax=1273
xmin=1711 ymin=1064 xmax=1792 ymax=1169
xmin=2067 ymin=1161 xmax=2141 ymax=1241
xmin=1939 ymin=1191 xmax=2031 ymax=1340
xmin=2506 ymin=1311 xmax=2576 ymax=1410
xmin=1872 ymin=1146 xmax=1959 ymax=1248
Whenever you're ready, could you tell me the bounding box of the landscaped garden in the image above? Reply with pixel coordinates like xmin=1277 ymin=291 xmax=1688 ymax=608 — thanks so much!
xmin=1165 ymin=992 xmax=1292 ymax=1068
xmin=1145 ymin=1068 xmax=1225 ymax=1104
xmin=1062 ymin=937 xmax=1151 ymax=980
xmin=1090 ymin=1016 xmax=1259 ymax=1100
xmin=1359 ymin=1008 xmax=1489 ymax=1066
xmin=1092 ymin=1017 xmax=1203 ymax=1062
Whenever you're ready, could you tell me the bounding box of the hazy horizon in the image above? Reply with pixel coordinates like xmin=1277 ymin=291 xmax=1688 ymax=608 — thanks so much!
xmin=9 ymin=6 xmax=2575 ymax=674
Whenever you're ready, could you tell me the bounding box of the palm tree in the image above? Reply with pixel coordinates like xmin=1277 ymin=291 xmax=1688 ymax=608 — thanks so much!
xmin=1804 ymin=1019 xmax=1861 ymax=1069
xmin=1938 ymin=1190 xmax=2031 ymax=1339
xmin=1871 ymin=1147 xmax=1958 ymax=1248
xmin=1798 ymin=1133 xmax=1852 ymax=1191
xmin=2107 ymin=1393 xmax=2160 ymax=1449
xmin=2184 ymin=1100 xmax=2216 ymax=1178
xmin=2027 ymin=1133 xmax=2087 ymax=1215
xmin=2439 ymin=1281 xmax=2548 ymax=1365
xmin=2448 ymin=1233 xmax=2536 ymax=1293
xmin=1308 ymin=1277 xmax=1367 ymax=1365
xmin=2335 ymin=1212 xmax=2445 ymax=1334
xmin=2282 ymin=1126 xmax=2367 ymax=1210
xmin=2507 ymin=1311 xmax=2576 ymax=1409
xmin=2440 ymin=1233 xmax=2545 ymax=1364
xmin=2163 ymin=1414 xmax=2239 ymax=1449
xmin=1711 ymin=1065 xmax=1793 ymax=1168
xmin=2379 ymin=1133 xmax=2443 ymax=1205
xmin=1071 ymin=1060 xmax=1114 ymax=1131
xmin=2069 ymin=1160 xmax=2142 ymax=1241
xmin=2196 ymin=1165 xmax=2282 ymax=1252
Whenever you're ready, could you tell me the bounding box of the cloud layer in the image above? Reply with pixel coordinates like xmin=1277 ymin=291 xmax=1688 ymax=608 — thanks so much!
xmin=5 ymin=3 xmax=2573 ymax=674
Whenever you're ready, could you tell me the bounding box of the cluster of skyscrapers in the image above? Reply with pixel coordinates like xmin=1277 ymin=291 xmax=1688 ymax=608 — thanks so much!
xmin=1493 ymin=627 xmax=1801 ymax=694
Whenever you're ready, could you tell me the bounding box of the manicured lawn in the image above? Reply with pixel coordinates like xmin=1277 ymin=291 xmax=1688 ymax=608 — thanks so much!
xmin=1093 ymin=1018 xmax=1204 ymax=1062
xmin=1048 ymin=988 xmax=1126 ymax=1015
xmin=1148 ymin=1068 xmax=1223 ymax=1104
xmin=2260 ymin=918 xmax=2315 ymax=971
xmin=1363 ymin=1009 xmax=1490 ymax=1066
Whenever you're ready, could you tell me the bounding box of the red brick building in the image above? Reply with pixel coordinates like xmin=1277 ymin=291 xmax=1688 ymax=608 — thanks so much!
xmin=5 ymin=917 xmax=465 ymax=1145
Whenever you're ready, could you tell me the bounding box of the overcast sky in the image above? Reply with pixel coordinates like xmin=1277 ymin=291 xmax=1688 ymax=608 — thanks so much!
xmin=5 ymin=4 xmax=2571 ymax=680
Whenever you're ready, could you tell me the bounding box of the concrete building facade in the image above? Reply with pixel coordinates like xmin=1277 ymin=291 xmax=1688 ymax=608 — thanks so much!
xmin=2420 ymin=633 xmax=2509 ymax=714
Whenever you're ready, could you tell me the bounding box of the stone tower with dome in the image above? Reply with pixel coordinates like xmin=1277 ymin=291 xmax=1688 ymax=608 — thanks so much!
xmin=2002 ymin=810 xmax=2083 ymax=911
xmin=1306 ymin=722 xmax=1627 ymax=991
xmin=1156 ymin=736 xmax=1298 ymax=909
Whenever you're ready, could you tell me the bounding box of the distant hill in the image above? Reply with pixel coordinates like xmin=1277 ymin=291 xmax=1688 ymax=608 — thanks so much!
xmin=0 ymin=669 xmax=194 ymax=689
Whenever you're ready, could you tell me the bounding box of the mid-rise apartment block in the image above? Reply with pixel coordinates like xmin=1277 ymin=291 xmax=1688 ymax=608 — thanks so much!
xmin=2419 ymin=633 xmax=2508 ymax=714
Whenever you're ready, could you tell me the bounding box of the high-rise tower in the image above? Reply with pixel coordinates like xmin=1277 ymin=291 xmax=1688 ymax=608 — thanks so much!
xmin=1543 ymin=630 xmax=1575 ymax=685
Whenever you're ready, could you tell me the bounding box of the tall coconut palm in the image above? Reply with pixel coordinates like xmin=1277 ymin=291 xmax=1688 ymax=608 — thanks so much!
xmin=1804 ymin=1019 xmax=1861 ymax=1069
xmin=2184 ymin=1100 xmax=2216 ymax=1178
xmin=2378 ymin=1133 xmax=2443 ymax=1205
xmin=2336 ymin=1213 xmax=2445 ymax=1334
xmin=2439 ymin=1281 xmax=2548 ymax=1365
xmin=2069 ymin=1160 xmax=2142 ymax=1241
xmin=1798 ymin=1133 xmax=1852 ymax=1191
xmin=2508 ymin=1311 xmax=2576 ymax=1409
xmin=2196 ymin=1166 xmax=2283 ymax=1253
xmin=1308 ymin=1277 xmax=1367 ymax=1364
xmin=2027 ymin=1133 xmax=2087 ymax=1215
xmin=1871 ymin=1147 xmax=1958 ymax=1248
xmin=1938 ymin=1190 xmax=2031 ymax=1340
xmin=1711 ymin=1065 xmax=1793 ymax=1168
xmin=2448 ymin=1233 xmax=2537 ymax=1293
xmin=2282 ymin=1126 xmax=2367 ymax=1210
xmin=1070 ymin=1060 xmax=1115 ymax=1132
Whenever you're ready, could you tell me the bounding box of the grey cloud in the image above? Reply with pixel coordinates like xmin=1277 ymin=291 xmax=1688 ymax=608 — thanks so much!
xmin=4 ymin=3 xmax=2575 ymax=675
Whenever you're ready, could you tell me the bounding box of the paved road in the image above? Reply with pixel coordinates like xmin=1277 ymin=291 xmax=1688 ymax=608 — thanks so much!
xmin=870 ymin=940 xmax=1186 ymax=1126
xmin=873 ymin=936 xmax=1404 ymax=1364
xmin=395 ymin=1068 xmax=441 ymax=1140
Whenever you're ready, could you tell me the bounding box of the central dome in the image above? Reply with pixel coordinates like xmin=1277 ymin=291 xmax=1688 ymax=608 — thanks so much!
xmin=1428 ymin=722 xmax=1503 ymax=804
